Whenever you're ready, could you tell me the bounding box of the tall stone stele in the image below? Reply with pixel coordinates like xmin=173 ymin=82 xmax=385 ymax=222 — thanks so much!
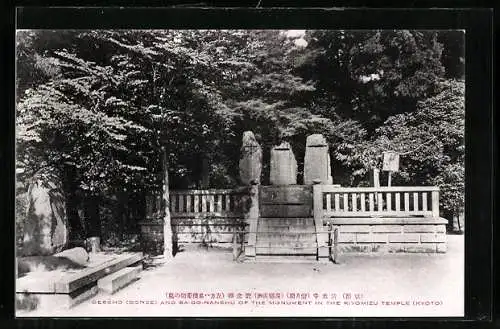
xmin=22 ymin=167 xmax=69 ymax=256
xmin=239 ymin=131 xmax=262 ymax=185
xmin=270 ymin=141 xmax=298 ymax=185
xmin=304 ymin=134 xmax=332 ymax=185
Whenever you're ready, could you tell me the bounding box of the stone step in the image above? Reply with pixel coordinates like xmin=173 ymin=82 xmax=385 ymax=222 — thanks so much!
xmin=258 ymin=223 xmax=315 ymax=232
xmin=258 ymin=218 xmax=315 ymax=226
xmin=256 ymin=241 xmax=318 ymax=248
xmin=256 ymin=247 xmax=317 ymax=255
xmin=97 ymin=265 xmax=142 ymax=294
xmin=249 ymin=255 xmax=318 ymax=263
xmin=257 ymin=232 xmax=317 ymax=241
xmin=257 ymin=240 xmax=317 ymax=247
xmin=257 ymin=230 xmax=317 ymax=234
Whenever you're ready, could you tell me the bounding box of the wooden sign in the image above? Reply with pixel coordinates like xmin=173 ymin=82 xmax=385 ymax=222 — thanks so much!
xmin=382 ymin=151 xmax=399 ymax=172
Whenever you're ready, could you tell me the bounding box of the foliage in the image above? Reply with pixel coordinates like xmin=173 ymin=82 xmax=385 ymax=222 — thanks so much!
xmin=15 ymin=29 xmax=465 ymax=237
xmin=297 ymin=30 xmax=445 ymax=126
xmin=344 ymin=79 xmax=465 ymax=211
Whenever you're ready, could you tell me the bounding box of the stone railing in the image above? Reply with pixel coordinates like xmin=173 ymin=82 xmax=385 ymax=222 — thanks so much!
xmin=140 ymin=188 xmax=250 ymax=254
xmin=315 ymin=186 xmax=440 ymax=219
xmin=312 ymin=184 xmax=447 ymax=260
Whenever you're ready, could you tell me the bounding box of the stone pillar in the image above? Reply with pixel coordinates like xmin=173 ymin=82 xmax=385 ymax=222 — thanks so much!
xmin=239 ymin=131 xmax=262 ymax=185
xmin=270 ymin=142 xmax=297 ymax=185
xmin=313 ymin=181 xmax=329 ymax=263
xmin=244 ymin=182 xmax=259 ymax=259
xmin=304 ymin=134 xmax=332 ymax=185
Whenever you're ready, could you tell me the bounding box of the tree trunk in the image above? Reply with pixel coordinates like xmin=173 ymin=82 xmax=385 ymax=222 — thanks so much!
xmin=116 ymin=190 xmax=127 ymax=241
xmin=63 ymin=165 xmax=84 ymax=240
xmin=201 ymin=156 xmax=210 ymax=189
xmin=84 ymin=194 xmax=101 ymax=238
xmin=162 ymin=147 xmax=173 ymax=259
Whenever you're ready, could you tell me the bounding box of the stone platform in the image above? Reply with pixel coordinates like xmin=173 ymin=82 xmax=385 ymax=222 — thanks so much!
xmin=16 ymin=252 xmax=143 ymax=312
xmin=326 ymin=217 xmax=448 ymax=253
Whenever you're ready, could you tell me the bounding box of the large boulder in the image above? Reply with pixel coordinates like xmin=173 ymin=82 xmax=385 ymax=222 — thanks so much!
xmin=22 ymin=168 xmax=69 ymax=256
xmin=54 ymin=247 xmax=89 ymax=266
xmin=17 ymin=254 xmax=86 ymax=277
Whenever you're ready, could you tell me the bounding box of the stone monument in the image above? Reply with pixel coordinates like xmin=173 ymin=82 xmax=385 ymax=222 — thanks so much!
xmin=304 ymin=134 xmax=332 ymax=185
xmin=239 ymin=131 xmax=262 ymax=185
xmin=270 ymin=141 xmax=297 ymax=185
xmin=22 ymin=168 xmax=69 ymax=256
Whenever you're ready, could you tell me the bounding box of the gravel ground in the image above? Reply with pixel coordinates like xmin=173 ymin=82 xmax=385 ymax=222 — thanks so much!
xmin=19 ymin=234 xmax=464 ymax=318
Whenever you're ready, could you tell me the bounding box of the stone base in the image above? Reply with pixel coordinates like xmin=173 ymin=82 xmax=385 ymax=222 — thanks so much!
xmin=16 ymin=283 xmax=98 ymax=312
xmin=139 ymin=220 xmax=248 ymax=254
xmin=329 ymin=218 xmax=447 ymax=254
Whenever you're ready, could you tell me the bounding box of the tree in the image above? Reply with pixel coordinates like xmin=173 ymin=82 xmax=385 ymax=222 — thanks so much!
xmin=345 ymin=79 xmax=465 ymax=216
xmin=16 ymin=29 xmax=465 ymax=243
xmin=296 ymin=30 xmax=445 ymax=127
xmin=15 ymin=29 xmax=316 ymax=242
xmin=438 ymin=30 xmax=465 ymax=79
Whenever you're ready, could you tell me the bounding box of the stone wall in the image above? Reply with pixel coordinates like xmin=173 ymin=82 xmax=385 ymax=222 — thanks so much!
xmin=330 ymin=219 xmax=447 ymax=253
xmin=139 ymin=217 xmax=248 ymax=253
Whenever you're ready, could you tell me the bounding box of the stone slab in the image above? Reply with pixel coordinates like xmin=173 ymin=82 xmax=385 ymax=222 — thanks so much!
xmin=252 ymin=255 xmax=318 ymax=263
xmin=338 ymin=244 xmax=373 ymax=253
xmin=435 ymin=225 xmax=447 ymax=233
xmin=326 ymin=217 xmax=448 ymax=225
xmin=436 ymin=243 xmax=447 ymax=253
xmin=356 ymin=234 xmax=373 ymax=243
xmin=339 ymin=225 xmax=372 ymax=233
xmin=257 ymin=240 xmax=317 ymax=248
xmin=239 ymin=131 xmax=262 ymax=185
xmin=304 ymin=134 xmax=331 ymax=185
xmin=370 ymin=233 xmax=390 ymax=243
xmin=54 ymin=252 xmax=143 ymax=293
xmin=255 ymin=247 xmax=317 ymax=255
xmin=403 ymin=243 xmax=437 ymax=253
xmin=260 ymin=218 xmax=315 ymax=227
xmin=260 ymin=204 xmax=312 ymax=218
xmin=270 ymin=142 xmax=297 ymax=185
xmin=403 ymin=225 xmax=439 ymax=233
xmin=372 ymin=225 xmax=403 ymax=233
xmin=260 ymin=186 xmax=312 ymax=204
xmin=387 ymin=243 xmax=405 ymax=253
xmin=388 ymin=234 xmax=420 ymax=243
xmin=420 ymin=233 xmax=447 ymax=243
xmin=16 ymin=283 xmax=98 ymax=312
xmin=338 ymin=233 xmax=356 ymax=243
xmin=98 ymin=266 xmax=142 ymax=294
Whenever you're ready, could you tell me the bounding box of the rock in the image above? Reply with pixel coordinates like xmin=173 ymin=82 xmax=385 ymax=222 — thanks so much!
xmin=239 ymin=131 xmax=262 ymax=185
xmin=304 ymin=134 xmax=332 ymax=185
xmin=54 ymin=247 xmax=89 ymax=266
xmin=22 ymin=168 xmax=69 ymax=256
xmin=17 ymin=255 xmax=86 ymax=276
xmin=270 ymin=142 xmax=297 ymax=185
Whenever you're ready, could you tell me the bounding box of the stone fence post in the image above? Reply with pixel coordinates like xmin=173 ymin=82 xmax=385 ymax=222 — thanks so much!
xmin=313 ymin=180 xmax=329 ymax=262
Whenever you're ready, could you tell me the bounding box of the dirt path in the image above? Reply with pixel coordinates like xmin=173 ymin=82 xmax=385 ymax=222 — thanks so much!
xmin=20 ymin=235 xmax=464 ymax=317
